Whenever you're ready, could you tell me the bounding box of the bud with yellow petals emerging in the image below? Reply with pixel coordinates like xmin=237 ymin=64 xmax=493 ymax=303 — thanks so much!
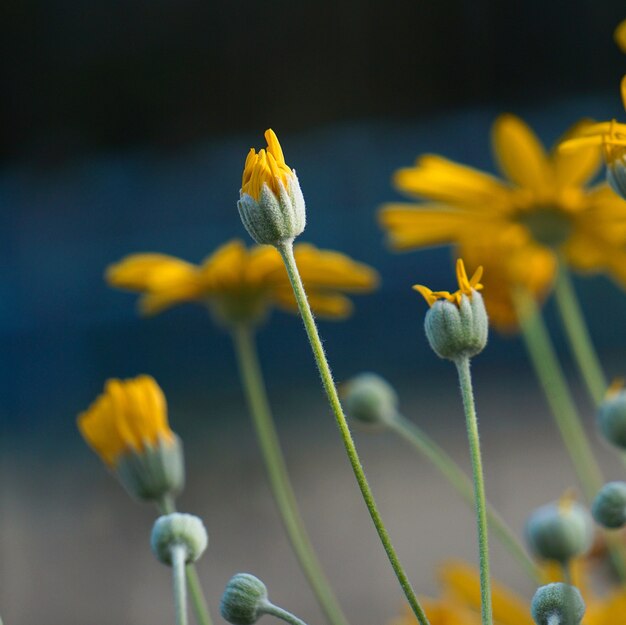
xmin=238 ymin=129 xmax=306 ymax=246
xmin=77 ymin=375 xmax=184 ymax=502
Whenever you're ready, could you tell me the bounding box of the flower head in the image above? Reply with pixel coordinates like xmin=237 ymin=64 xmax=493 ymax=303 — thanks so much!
xmin=78 ymin=375 xmax=184 ymax=501
xmin=380 ymin=114 xmax=626 ymax=331
xmin=238 ymin=129 xmax=305 ymax=245
xmin=107 ymin=239 xmax=378 ymax=324
xmin=78 ymin=375 xmax=174 ymax=467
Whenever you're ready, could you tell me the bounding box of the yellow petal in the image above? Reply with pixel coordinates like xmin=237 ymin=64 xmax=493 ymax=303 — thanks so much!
xmin=552 ymin=120 xmax=603 ymax=187
xmin=106 ymin=254 xmax=199 ymax=291
xmin=272 ymin=286 xmax=353 ymax=319
xmin=492 ymin=114 xmax=552 ymax=191
xmin=615 ymin=19 xmax=626 ymax=53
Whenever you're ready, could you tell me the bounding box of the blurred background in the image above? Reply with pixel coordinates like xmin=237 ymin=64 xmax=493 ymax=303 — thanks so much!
xmin=3 ymin=1 xmax=626 ymax=623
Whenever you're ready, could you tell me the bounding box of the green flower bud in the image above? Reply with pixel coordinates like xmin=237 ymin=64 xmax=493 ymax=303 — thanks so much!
xmin=115 ymin=434 xmax=185 ymax=502
xmin=343 ymin=373 xmax=398 ymax=426
xmin=592 ymin=481 xmax=626 ymax=529
xmin=239 ymin=130 xmax=306 ymax=246
xmin=531 ymin=583 xmax=585 ymax=625
xmin=151 ymin=513 xmax=208 ymax=565
xmin=526 ymin=500 xmax=593 ymax=563
xmin=221 ymin=573 xmax=269 ymax=625
xmin=598 ymin=387 xmax=626 ymax=449
xmin=608 ymin=158 xmax=626 ymax=202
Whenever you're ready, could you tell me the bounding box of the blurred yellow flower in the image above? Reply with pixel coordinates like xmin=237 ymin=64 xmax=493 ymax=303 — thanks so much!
xmin=78 ymin=375 xmax=174 ymax=467
xmin=242 ymin=128 xmax=294 ymax=201
xmin=413 ymin=258 xmax=483 ymax=307
xmin=107 ymin=239 xmax=379 ymax=323
xmin=393 ymin=561 xmax=626 ymax=625
xmin=615 ymin=19 xmax=626 ymax=53
xmin=380 ymin=114 xmax=626 ymax=331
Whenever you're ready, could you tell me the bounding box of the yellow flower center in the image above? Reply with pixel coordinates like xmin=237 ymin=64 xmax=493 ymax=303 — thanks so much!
xmin=414 ymin=259 xmax=484 ymax=307
xmin=241 ymin=129 xmax=293 ymax=201
xmin=516 ymin=206 xmax=573 ymax=248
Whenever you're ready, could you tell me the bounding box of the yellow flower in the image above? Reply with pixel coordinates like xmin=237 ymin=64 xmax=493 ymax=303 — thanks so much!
xmin=78 ymin=375 xmax=174 ymax=467
xmin=242 ymin=129 xmax=294 ymax=201
xmin=380 ymin=114 xmax=626 ymax=331
xmin=393 ymin=561 xmax=626 ymax=625
xmin=106 ymin=239 xmax=379 ymax=323
xmin=413 ymin=258 xmax=483 ymax=307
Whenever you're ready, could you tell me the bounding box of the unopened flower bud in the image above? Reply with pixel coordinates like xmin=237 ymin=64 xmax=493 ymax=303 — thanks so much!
xmin=531 ymin=583 xmax=585 ymax=625
xmin=221 ymin=573 xmax=269 ymax=625
xmin=592 ymin=481 xmax=626 ymax=529
xmin=151 ymin=513 xmax=208 ymax=565
xmin=598 ymin=384 xmax=626 ymax=449
xmin=238 ymin=129 xmax=306 ymax=246
xmin=526 ymin=500 xmax=593 ymax=564
xmin=343 ymin=373 xmax=398 ymax=426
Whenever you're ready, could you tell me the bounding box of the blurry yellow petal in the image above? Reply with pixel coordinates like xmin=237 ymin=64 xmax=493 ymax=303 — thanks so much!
xmin=615 ymin=19 xmax=626 ymax=53
xmin=492 ymin=114 xmax=552 ymax=191
xmin=552 ymin=121 xmax=603 ymax=187
xmin=106 ymin=254 xmax=199 ymax=291
xmin=200 ymin=240 xmax=248 ymax=290
xmin=439 ymin=562 xmax=533 ymax=625
xmin=272 ymin=287 xmax=353 ymax=319
xmin=394 ymin=155 xmax=511 ymax=208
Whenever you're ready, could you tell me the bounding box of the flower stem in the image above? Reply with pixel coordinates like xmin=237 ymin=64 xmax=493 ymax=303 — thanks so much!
xmin=554 ymin=262 xmax=607 ymax=407
xmin=512 ymin=289 xmax=603 ymax=501
xmin=230 ymin=324 xmax=350 ymax=625
xmin=277 ymin=239 xmax=430 ymax=625
xmin=262 ymin=601 xmax=309 ymax=625
xmin=157 ymin=498 xmax=214 ymax=625
xmin=389 ymin=414 xmax=541 ymax=582
xmin=454 ymin=357 xmax=493 ymax=625
xmin=172 ymin=544 xmax=189 ymax=625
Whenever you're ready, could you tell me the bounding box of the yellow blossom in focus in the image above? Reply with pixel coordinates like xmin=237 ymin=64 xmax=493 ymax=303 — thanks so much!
xmin=242 ymin=129 xmax=294 ymax=201
xmin=413 ymin=259 xmax=483 ymax=307
xmin=106 ymin=239 xmax=379 ymax=323
xmin=392 ymin=561 xmax=626 ymax=625
xmin=78 ymin=375 xmax=174 ymax=467
xmin=380 ymin=114 xmax=626 ymax=331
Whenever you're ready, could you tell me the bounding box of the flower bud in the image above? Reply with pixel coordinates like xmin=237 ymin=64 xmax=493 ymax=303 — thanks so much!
xmin=343 ymin=373 xmax=398 ymax=426
xmin=592 ymin=481 xmax=626 ymax=529
xmin=238 ymin=129 xmax=305 ymax=246
xmin=151 ymin=513 xmax=208 ymax=565
xmin=608 ymin=157 xmax=626 ymax=202
xmin=424 ymin=293 xmax=488 ymax=361
xmin=531 ymin=583 xmax=585 ymax=625
xmin=221 ymin=573 xmax=269 ymax=625
xmin=115 ymin=434 xmax=185 ymax=501
xmin=598 ymin=386 xmax=626 ymax=449
xmin=526 ymin=500 xmax=593 ymax=564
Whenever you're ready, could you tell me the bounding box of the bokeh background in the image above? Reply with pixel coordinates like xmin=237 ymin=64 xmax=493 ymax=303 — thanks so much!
xmin=4 ymin=2 xmax=626 ymax=623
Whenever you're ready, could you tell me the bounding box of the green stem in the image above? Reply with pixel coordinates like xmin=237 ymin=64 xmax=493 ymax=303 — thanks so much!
xmin=277 ymin=239 xmax=430 ymax=625
xmin=157 ymin=498 xmax=214 ymax=625
xmin=513 ymin=289 xmax=603 ymax=501
xmin=172 ymin=544 xmax=189 ymax=625
xmin=454 ymin=357 xmax=493 ymax=625
xmin=389 ymin=414 xmax=541 ymax=582
xmin=262 ymin=602 xmax=309 ymax=625
xmin=231 ymin=324 xmax=350 ymax=625
xmin=554 ymin=262 xmax=607 ymax=407
xmin=513 ymin=289 xmax=626 ymax=582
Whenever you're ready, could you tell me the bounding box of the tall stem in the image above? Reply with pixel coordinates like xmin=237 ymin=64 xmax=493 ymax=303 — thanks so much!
xmin=389 ymin=414 xmax=541 ymax=582
xmin=277 ymin=239 xmax=430 ymax=625
xmin=261 ymin=602 xmax=310 ymax=625
xmin=172 ymin=544 xmax=189 ymax=625
xmin=231 ymin=324 xmax=350 ymax=625
xmin=454 ymin=357 xmax=493 ymax=625
xmin=554 ymin=262 xmax=607 ymax=407
xmin=157 ymin=498 xmax=213 ymax=625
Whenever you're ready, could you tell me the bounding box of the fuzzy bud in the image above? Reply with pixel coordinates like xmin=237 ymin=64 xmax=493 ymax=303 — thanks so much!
xmin=343 ymin=373 xmax=398 ymax=426
xmin=115 ymin=434 xmax=185 ymax=502
xmin=598 ymin=389 xmax=626 ymax=449
xmin=424 ymin=293 xmax=488 ymax=361
xmin=526 ymin=501 xmax=593 ymax=564
xmin=151 ymin=513 xmax=208 ymax=565
xmin=592 ymin=481 xmax=626 ymax=529
xmin=531 ymin=583 xmax=585 ymax=625
xmin=221 ymin=573 xmax=269 ymax=625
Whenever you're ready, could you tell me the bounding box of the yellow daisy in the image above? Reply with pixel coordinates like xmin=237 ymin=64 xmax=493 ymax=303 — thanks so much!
xmin=106 ymin=239 xmax=379 ymax=323
xmin=78 ymin=375 xmax=174 ymax=468
xmin=380 ymin=114 xmax=626 ymax=331
xmin=393 ymin=561 xmax=626 ymax=625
